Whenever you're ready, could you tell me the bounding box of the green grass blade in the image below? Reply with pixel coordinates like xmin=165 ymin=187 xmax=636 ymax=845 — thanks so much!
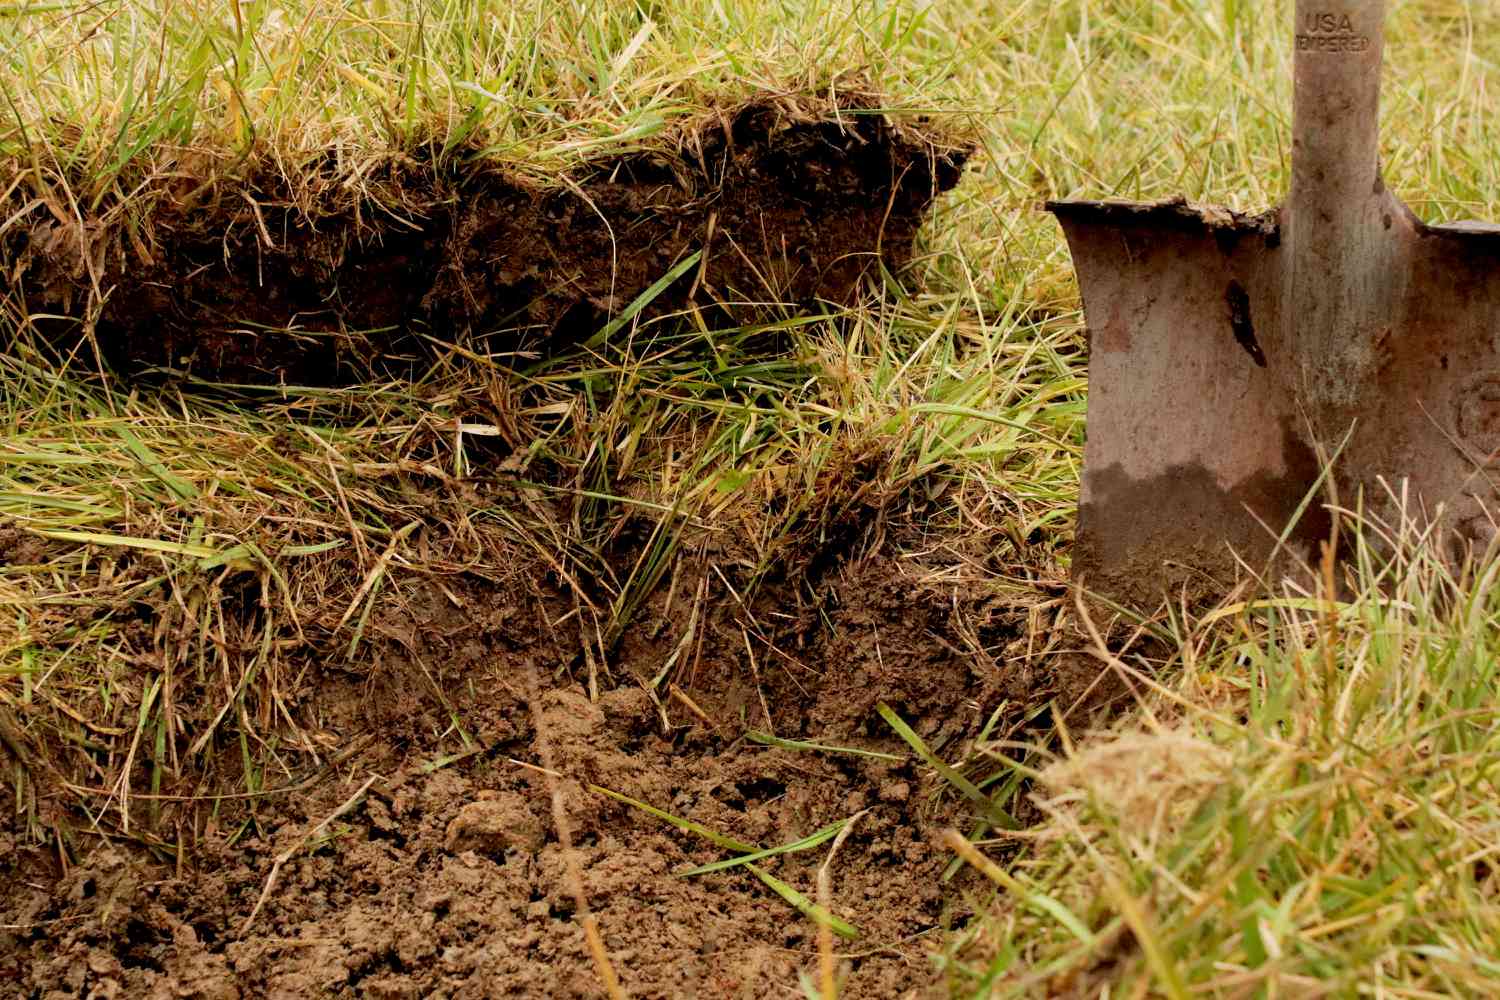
xmin=114 ymin=425 xmax=197 ymax=501
xmin=590 ymin=784 xmax=757 ymax=853
xmin=36 ymin=529 xmax=219 ymax=559
xmin=582 ymin=250 xmax=701 ymax=350
xmin=746 ymin=863 xmax=859 ymax=940
xmin=678 ymin=819 xmax=847 ymax=876
xmin=876 ymin=702 xmax=1017 ymax=830
xmin=746 ymin=730 xmax=906 ymax=762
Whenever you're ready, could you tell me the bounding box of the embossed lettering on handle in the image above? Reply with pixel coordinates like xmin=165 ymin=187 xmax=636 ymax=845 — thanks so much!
xmin=1286 ymin=0 xmax=1393 ymax=424
xmin=1296 ymin=11 xmax=1372 ymax=52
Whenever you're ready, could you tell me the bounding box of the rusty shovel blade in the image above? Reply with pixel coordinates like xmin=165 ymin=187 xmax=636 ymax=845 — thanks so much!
xmin=1050 ymin=0 xmax=1500 ymax=609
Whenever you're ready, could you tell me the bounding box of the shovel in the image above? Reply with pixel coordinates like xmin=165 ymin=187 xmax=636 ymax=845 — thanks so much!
xmin=1048 ymin=0 xmax=1500 ymax=610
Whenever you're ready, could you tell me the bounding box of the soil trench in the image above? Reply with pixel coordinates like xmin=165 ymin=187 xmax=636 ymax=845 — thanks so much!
xmin=0 ymin=91 xmax=1052 ymax=999
xmin=0 ymin=511 xmax=1064 ymax=998
xmin=7 ymin=95 xmax=966 ymax=383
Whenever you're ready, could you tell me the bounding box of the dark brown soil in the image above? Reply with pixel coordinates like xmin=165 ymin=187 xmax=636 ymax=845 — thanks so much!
xmin=8 ymin=95 xmax=966 ymax=384
xmin=0 ymin=488 xmax=1072 ymax=998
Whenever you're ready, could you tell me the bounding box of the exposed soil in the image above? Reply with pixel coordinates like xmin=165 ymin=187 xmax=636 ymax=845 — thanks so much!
xmin=0 ymin=490 xmax=1074 ymax=998
xmin=0 ymin=90 xmax=1081 ymax=999
xmin=8 ymin=94 xmax=966 ymax=384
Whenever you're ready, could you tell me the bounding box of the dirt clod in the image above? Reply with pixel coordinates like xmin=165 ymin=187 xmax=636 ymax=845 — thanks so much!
xmin=444 ymin=794 xmax=547 ymax=856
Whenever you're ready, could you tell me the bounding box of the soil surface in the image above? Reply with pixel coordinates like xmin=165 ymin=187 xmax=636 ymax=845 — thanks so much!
xmin=8 ymin=94 xmax=966 ymax=384
xmin=0 ymin=90 xmax=1079 ymax=999
xmin=0 ymin=508 xmax=1070 ymax=998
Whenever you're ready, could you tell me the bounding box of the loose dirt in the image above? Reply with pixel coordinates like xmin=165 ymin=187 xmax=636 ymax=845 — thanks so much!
xmin=9 ymin=94 xmax=966 ymax=384
xmin=1 ymin=499 xmax=1072 ymax=998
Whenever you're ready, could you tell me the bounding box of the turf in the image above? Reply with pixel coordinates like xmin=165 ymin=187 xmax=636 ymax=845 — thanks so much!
xmin=5 ymin=0 xmax=1500 ymax=995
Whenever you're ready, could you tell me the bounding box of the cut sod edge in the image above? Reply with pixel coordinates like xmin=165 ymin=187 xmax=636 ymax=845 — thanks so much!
xmin=3 ymin=90 xmax=969 ymax=385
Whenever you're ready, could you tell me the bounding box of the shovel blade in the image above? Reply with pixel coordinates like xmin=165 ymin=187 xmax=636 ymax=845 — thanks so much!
xmin=1341 ymin=220 xmax=1500 ymax=556
xmin=1050 ymin=199 xmax=1328 ymax=608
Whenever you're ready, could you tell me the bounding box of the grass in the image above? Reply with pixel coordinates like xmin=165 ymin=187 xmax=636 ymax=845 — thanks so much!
xmin=4 ymin=0 xmax=1500 ymax=995
xmin=939 ymin=518 xmax=1500 ymax=996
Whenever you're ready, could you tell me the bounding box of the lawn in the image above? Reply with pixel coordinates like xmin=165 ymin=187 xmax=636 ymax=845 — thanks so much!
xmin=3 ymin=0 xmax=1500 ymax=996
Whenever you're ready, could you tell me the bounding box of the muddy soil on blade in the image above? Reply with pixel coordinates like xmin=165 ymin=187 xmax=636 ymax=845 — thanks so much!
xmin=1 ymin=531 xmax=1058 ymax=998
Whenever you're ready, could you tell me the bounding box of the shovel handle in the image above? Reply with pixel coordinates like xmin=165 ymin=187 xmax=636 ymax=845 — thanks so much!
xmin=1290 ymin=1 xmax=1386 ymax=228
xmin=1288 ymin=1 xmax=1396 ymax=416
